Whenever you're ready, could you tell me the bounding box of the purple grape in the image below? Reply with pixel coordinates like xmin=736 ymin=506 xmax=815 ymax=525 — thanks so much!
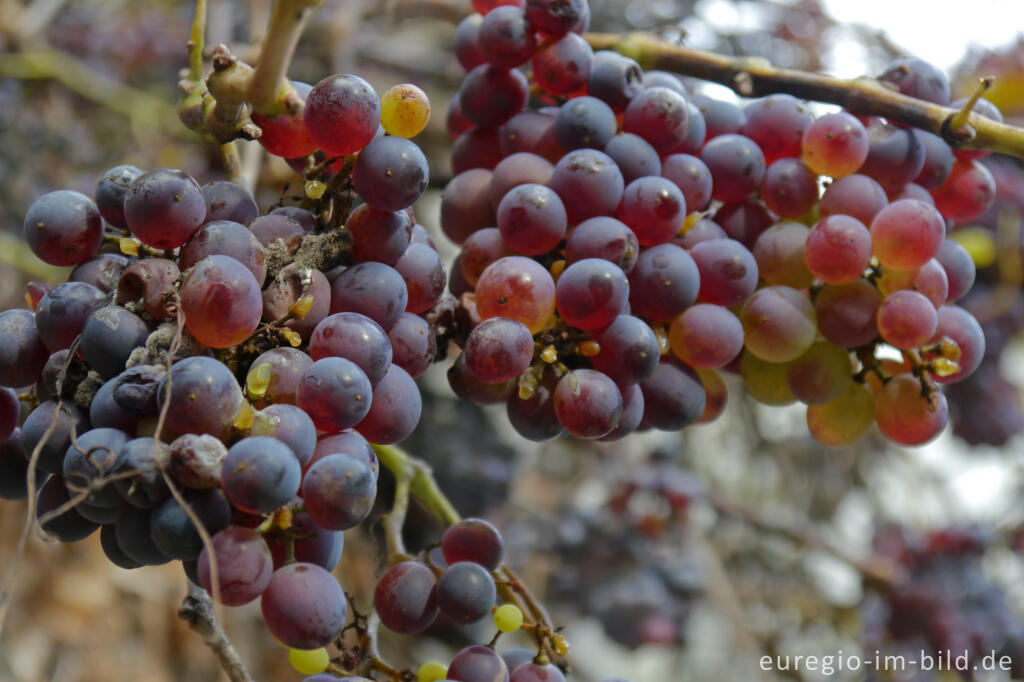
xmin=261 ymin=563 xmax=347 ymax=648
xmin=448 ymin=645 xmax=509 ymax=682
xmin=590 ymin=315 xmax=660 ymax=385
xmin=442 ymin=518 xmax=505 ymax=570
xmin=627 ymin=243 xmax=699 ymax=321
xmin=23 ymin=190 xmax=103 ymax=266
xmin=354 ymin=364 xmax=422 ymax=444
xmin=35 ymin=281 xmax=106 ymax=352
xmin=158 ymin=356 xmax=243 ymax=441
xmin=554 ymin=369 xmax=623 ymax=439
xmin=150 ymin=488 xmax=231 ymax=561
xmin=80 ymin=306 xmax=150 ymax=379
xmin=548 ymin=149 xmax=625 ymax=225
xmin=438 ymin=562 xmax=497 ymax=623
xmin=375 ymin=561 xmax=440 ymax=635
xmin=464 ymin=317 xmax=534 ymax=383
xmin=198 ymin=526 xmax=274 ymax=606
xmin=639 ymin=360 xmax=706 ymax=430
xmin=330 ymin=262 xmax=409 ymax=331
xmin=297 ymin=358 xmax=373 ymax=433
xmin=301 ymin=453 xmax=376 ymax=531
xmin=124 ymin=168 xmax=206 ymax=249
xmin=95 ymin=165 xmax=142 ymax=229
xmin=555 ymin=258 xmax=629 ymax=330
xmin=201 ymin=181 xmax=258 ymax=225
xmin=388 ymin=313 xmax=436 ymax=378
xmin=0 ymin=309 xmax=49 ymax=387
xmin=352 ymin=136 xmax=429 ymax=212
xmin=310 ymin=312 xmax=392 ymax=385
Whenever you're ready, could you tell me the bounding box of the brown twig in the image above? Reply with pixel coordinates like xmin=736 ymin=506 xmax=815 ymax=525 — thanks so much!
xmin=706 ymin=489 xmax=908 ymax=588
xmin=585 ymin=32 xmax=1024 ymax=158
xmin=178 ymin=583 xmax=255 ymax=682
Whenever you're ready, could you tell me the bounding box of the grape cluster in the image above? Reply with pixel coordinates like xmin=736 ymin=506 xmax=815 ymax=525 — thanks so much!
xmin=547 ymin=453 xmax=701 ymax=650
xmin=864 ymin=524 xmax=1024 ymax=680
xmin=443 ymin=3 xmax=992 ymax=448
xmin=0 ymin=72 xmax=459 ymax=677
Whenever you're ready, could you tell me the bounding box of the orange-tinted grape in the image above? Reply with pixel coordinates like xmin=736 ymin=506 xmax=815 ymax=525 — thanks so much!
xmin=475 ymin=256 xmax=556 ymax=334
xmin=380 ymin=83 xmax=430 ymax=138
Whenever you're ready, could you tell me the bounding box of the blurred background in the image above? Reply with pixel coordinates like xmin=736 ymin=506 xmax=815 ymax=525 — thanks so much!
xmin=3 ymin=0 xmax=1024 ymax=680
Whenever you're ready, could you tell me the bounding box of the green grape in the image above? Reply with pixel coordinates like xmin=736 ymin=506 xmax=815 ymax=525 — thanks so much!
xmin=288 ymin=647 xmax=330 ymax=675
xmin=494 ymin=603 xmax=524 ymax=633
xmin=739 ymin=286 xmax=817 ymax=363
xmin=806 ymin=382 xmax=875 ymax=446
xmin=381 ymin=84 xmax=431 ymax=138
xmin=786 ymin=340 xmax=853 ymax=405
xmin=740 ymin=352 xmax=796 ymax=406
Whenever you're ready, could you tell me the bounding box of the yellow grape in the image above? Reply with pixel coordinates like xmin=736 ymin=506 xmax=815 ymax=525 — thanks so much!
xmin=740 ymin=352 xmax=796 ymax=406
xmin=417 ymin=661 xmax=448 ymax=682
xmin=381 ymin=84 xmax=431 ymax=138
xmin=949 ymin=227 xmax=996 ymax=268
xmin=494 ymin=603 xmax=524 ymax=633
xmin=288 ymin=648 xmax=329 ymax=675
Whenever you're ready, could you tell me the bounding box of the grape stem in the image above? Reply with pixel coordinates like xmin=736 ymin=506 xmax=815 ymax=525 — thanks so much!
xmin=706 ymin=489 xmax=909 ymax=588
xmin=178 ymin=582 xmax=256 ymax=682
xmin=372 ymin=444 xmax=460 ymax=526
xmin=950 ymin=77 xmax=994 ymax=131
xmin=247 ymin=0 xmax=325 ymax=116
xmin=187 ymin=0 xmax=207 ymax=83
xmin=585 ymin=32 xmax=1024 ymax=158
xmin=903 ymin=349 xmax=943 ymax=409
xmin=383 ymin=458 xmax=413 ymax=561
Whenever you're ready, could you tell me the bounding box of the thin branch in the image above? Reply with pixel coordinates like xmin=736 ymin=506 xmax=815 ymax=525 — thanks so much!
xmin=585 ymin=32 xmax=1024 ymax=158
xmin=188 ymin=0 xmax=208 ymax=82
xmin=219 ymin=142 xmax=245 ymax=185
xmin=383 ymin=460 xmax=413 ymax=561
xmin=0 ymin=50 xmax=182 ymax=138
xmin=361 ymin=611 xmax=404 ymax=681
xmin=706 ymin=489 xmax=908 ymax=588
xmin=178 ymin=583 xmax=255 ymax=682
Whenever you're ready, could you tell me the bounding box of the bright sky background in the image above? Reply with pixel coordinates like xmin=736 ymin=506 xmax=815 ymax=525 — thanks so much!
xmin=822 ymin=0 xmax=1023 ymax=73
xmin=691 ymin=0 xmax=1023 ymax=78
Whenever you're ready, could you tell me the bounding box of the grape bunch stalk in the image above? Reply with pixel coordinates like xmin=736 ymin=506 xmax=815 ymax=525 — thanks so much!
xmin=443 ymin=2 xmax=998 ymax=448
xmin=2 ymin=0 xmax=1024 ymax=680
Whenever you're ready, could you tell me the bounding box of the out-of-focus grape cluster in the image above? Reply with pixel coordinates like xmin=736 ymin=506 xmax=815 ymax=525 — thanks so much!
xmin=863 ymin=524 xmax=1024 ymax=680
xmin=547 ymin=452 xmax=702 ymax=650
xmin=443 ymin=3 xmax=994 ymax=449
